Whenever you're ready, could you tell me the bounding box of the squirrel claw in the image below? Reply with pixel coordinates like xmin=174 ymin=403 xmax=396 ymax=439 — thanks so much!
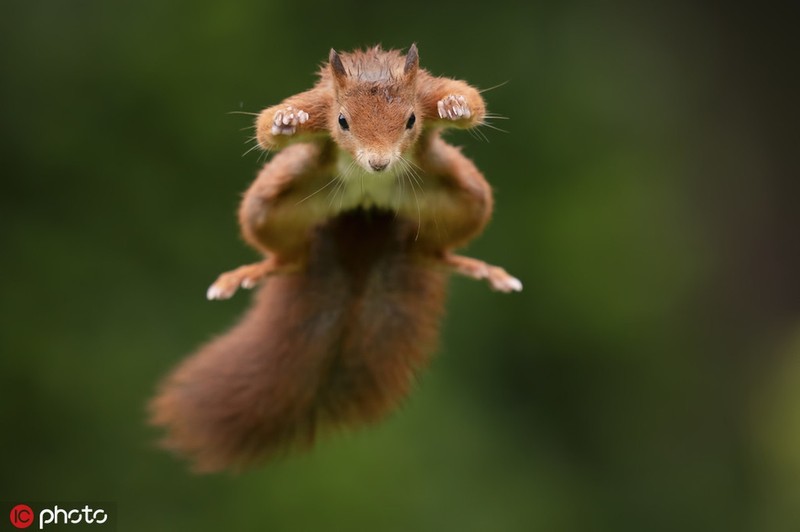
xmin=488 ymin=270 xmax=523 ymax=293
xmin=437 ymin=94 xmax=471 ymax=120
xmin=206 ymin=284 xmax=232 ymax=301
xmin=271 ymin=106 xmax=309 ymax=136
xmin=206 ymin=278 xmax=244 ymax=301
xmin=480 ymin=264 xmax=522 ymax=293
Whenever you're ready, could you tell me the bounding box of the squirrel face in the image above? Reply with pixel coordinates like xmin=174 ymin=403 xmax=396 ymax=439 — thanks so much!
xmin=328 ymin=45 xmax=421 ymax=174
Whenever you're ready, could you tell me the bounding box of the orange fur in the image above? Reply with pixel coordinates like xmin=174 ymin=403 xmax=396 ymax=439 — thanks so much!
xmin=150 ymin=45 xmax=520 ymax=472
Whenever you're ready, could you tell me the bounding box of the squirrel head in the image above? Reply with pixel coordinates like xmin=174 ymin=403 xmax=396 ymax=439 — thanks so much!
xmin=328 ymin=44 xmax=421 ymax=173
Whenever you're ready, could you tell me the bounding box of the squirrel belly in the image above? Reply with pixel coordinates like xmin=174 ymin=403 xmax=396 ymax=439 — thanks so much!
xmin=149 ymin=209 xmax=447 ymax=472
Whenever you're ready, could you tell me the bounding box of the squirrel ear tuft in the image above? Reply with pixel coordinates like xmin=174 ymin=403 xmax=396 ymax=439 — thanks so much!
xmin=404 ymin=43 xmax=419 ymax=77
xmin=330 ymin=48 xmax=347 ymax=81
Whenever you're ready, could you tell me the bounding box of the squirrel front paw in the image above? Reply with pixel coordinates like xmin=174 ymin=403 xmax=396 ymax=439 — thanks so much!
xmin=437 ymin=94 xmax=472 ymax=120
xmin=271 ymin=106 xmax=309 ymax=136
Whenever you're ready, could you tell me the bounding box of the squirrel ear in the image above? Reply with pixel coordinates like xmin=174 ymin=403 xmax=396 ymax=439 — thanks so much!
xmin=404 ymin=43 xmax=419 ymax=78
xmin=329 ymin=48 xmax=347 ymax=86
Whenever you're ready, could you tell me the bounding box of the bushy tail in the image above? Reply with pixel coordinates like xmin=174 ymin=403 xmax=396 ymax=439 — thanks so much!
xmin=149 ymin=211 xmax=447 ymax=472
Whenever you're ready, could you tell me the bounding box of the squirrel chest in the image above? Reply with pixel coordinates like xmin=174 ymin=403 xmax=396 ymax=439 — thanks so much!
xmin=330 ymin=148 xmax=417 ymax=212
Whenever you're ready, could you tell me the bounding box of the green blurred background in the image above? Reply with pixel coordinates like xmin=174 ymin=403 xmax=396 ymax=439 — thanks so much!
xmin=1 ymin=1 xmax=798 ymax=530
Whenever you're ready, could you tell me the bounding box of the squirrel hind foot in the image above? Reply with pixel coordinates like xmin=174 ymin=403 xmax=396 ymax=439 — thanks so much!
xmin=206 ymin=259 xmax=294 ymax=301
xmin=443 ymin=254 xmax=522 ymax=293
xmin=487 ymin=268 xmax=523 ymax=292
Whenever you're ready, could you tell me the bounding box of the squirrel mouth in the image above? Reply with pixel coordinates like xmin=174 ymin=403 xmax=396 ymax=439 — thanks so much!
xmin=355 ymin=150 xmax=395 ymax=174
xmin=369 ymin=160 xmax=389 ymax=172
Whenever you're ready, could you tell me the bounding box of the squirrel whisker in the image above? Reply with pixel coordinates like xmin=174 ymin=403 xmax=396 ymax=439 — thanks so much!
xmin=241 ymin=138 xmax=263 ymax=158
xmin=227 ymin=110 xmax=261 ymax=116
xmin=295 ymin=175 xmax=339 ymax=206
xmin=478 ymin=121 xmax=507 ymax=134
xmin=478 ymin=80 xmax=510 ymax=94
xmin=396 ymin=157 xmax=422 ymax=240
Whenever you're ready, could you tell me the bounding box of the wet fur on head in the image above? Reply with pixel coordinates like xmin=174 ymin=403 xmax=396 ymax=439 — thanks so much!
xmin=325 ymin=45 xmax=422 ymax=172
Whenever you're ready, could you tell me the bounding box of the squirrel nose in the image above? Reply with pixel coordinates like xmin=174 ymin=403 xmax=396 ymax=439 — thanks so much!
xmin=368 ymin=158 xmax=389 ymax=172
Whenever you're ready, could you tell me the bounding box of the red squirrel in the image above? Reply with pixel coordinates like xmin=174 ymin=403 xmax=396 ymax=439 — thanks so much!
xmin=150 ymin=44 xmax=521 ymax=472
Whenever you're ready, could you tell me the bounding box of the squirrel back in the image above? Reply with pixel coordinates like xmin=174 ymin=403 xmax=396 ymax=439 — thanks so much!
xmin=150 ymin=209 xmax=446 ymax=472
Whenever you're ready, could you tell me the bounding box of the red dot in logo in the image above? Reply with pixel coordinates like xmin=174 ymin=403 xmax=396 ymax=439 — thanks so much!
xmin=9 ymin=504 xmax=34 ymax=529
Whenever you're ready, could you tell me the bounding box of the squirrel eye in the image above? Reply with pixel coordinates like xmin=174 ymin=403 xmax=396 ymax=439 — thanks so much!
xmin=338 ymin=113 xmax=349 ymax=130
xmin=406 ymin=113 xmax=416 ymax=129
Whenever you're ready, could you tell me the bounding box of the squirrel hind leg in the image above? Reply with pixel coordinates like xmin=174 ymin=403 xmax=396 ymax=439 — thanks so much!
xmin=206 ymin=258 xmax=301 ymax=300
xmin=442 ymin=254 xmax=523 ymax=293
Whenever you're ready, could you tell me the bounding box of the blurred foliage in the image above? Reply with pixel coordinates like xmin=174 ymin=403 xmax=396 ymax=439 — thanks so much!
xmin=0 ymin=1 xmax=797 ymax=531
